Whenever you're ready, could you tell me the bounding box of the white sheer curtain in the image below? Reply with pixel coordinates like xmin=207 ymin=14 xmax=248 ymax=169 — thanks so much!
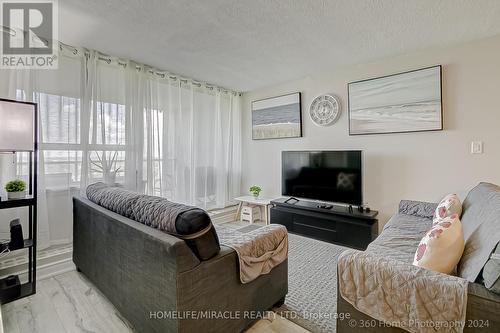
xmin=0 ymin=45 xmax=242 ymax=249
xmin=81 ymin=52 xmax=242 ymax=210
xmin=80 ymin=51 xmax=128 ymax=193
xmin=0 ymin=69 xmax=52 ymax=249
xmin=0 ymin=52 xmax=83 ymax=249
xmin=139 ymin=71 xmax=242 ymax=209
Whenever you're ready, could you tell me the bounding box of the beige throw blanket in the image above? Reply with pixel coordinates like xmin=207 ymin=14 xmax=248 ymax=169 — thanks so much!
xmin=338 ymin=249 xmax=468 ymax=333
xmin=216 ymin=224 xmax=288 ymax=284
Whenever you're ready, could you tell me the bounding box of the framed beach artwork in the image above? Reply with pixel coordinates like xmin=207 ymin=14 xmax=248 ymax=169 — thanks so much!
xmin=252 ymin=92 xmax=302 ymax=140
xmin=348 ymin=65 xmax=443 ymax=135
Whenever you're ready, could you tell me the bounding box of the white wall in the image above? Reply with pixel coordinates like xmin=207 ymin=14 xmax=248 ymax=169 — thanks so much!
xmin=241 ymin=35 xmax=500 ymax=228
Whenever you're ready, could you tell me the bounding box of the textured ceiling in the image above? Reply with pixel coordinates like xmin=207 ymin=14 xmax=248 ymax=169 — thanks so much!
xmin=59 ymin=0 xmax=500 ymax=91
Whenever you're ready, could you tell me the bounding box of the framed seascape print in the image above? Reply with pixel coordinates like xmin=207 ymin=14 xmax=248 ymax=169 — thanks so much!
xmin=252 ymin=92 xmax=302 ymax=140
xmin=348 ymin=65 xmax=443 ymax=135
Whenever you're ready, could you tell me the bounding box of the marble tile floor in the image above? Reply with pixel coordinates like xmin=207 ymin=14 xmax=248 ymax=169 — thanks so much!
xmin=1 ymin=270 xmax=308 ymax=333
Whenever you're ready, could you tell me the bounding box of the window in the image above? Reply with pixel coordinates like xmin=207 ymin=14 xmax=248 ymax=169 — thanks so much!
xmin=16 ymin=91 xmax=127 ymax=189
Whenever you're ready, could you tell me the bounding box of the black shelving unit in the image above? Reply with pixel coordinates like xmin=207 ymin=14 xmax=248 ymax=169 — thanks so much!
xmin=0 ymin=99 xmax=38 ymax=304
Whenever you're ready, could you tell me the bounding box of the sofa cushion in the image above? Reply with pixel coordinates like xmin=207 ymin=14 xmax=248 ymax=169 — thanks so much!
xmin=86 ymin=183 xmax=220 ymax=260
xmin=86 ymin=182 xmax=142 ymax=217
xmin=413 ymin=214 xmax=464 ymax=274
xmin=367 ymin=211 xmax=432 ymax=263
xmin=131 ymin=194 xmax=206 ymax=237
xmin=433 ymin=193 xmax=462 ymax=225
xmin=458 ymin=182 xmax=500 ymax=282
xmin=398 ymin=200 xmax=437 ymax=219
xmin=483 ymin=242 xmax=500 ymax=294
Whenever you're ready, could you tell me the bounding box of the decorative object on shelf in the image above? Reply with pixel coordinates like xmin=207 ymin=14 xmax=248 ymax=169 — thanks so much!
xmin=309 ymin=94 xmax=341 ymax=126
xmin=9 ymin=219 xmax=24 ymax=251
xmin=348 ymin=65 xmax=443 ymax=135
xmin=249 ymin=185 xmax=262 ymax=198
xmin=5 ymin=179 xmax=27 ymax=200
xmin=0 ymin=275 xmax=21 ymax=303
xmin=252 ymin=92 xmax=302 ymax=140
xmin=0 ymin=98 xmax=38 ymax=304
xmin=90 ymin=151 xmax=121 ymax=186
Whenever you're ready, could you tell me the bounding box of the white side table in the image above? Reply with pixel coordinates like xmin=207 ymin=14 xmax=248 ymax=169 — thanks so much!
xmin=234 ymin=196 xmax=273 ymax=225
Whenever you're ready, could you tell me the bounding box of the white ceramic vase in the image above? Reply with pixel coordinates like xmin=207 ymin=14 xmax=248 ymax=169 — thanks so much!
xmin=7 ymin=191 xmax=26 ymax=200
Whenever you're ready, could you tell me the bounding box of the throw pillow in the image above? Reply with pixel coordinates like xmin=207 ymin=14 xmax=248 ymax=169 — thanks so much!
xmin=482 ymin=242 xmax=500 ymax=294
xmin=413 ymin=214 xmax=465 ymax=274
xmin=433 ymin=194 xmax=462 ymax=224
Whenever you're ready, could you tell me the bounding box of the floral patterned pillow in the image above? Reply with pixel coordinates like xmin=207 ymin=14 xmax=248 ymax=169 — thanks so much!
xmin=433 ymin=194 xmax=462 ymax=225
xmin=413 ymin=214 xmax=465 ymax=274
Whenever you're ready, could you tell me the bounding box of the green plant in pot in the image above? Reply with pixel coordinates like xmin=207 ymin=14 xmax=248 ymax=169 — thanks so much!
xmin=5 ymin=179 xmax=27 ymax=200
xmin=249 ymin=185 xmax=262 ymax=198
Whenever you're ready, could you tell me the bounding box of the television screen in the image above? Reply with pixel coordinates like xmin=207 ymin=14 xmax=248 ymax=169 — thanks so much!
xmin=282 ymin=151 xmax=362 ymax=205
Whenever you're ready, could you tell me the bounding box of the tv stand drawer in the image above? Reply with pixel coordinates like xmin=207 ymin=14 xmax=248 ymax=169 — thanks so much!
xmin=293 ymin=222 xmax=337 ymax=243
xmin=294 ymin=214 xmax=336 ymax=231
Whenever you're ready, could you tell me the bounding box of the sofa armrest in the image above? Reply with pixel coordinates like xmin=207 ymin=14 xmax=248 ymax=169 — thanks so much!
xmin=398 ymin=200 xmax=437 ymax=219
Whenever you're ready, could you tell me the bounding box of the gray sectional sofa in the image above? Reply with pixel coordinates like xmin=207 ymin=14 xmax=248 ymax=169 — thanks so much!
xmin=73 ymin=196 xmax=287 ymax=333
xmin=337 ymin=182 xmax=500 ymax=332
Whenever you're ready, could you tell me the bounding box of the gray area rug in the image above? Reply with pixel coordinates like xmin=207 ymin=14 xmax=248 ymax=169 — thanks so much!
xmin=234 ymin=224 xmax=348 ymax=332
xmin=277 ymin=233 xmax=347 ymax=333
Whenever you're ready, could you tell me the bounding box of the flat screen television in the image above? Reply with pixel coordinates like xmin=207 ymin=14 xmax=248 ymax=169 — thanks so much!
xmin=282 ymin=150 xmax=362 ymax=205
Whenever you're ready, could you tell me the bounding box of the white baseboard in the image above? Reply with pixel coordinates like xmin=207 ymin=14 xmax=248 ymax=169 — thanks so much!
xmin=12 ymin=257 xmax=76 ymax=281
xmin=212 ymin=213 xmax=238 ymax=224
xmin=211 ymin=206 xmax=238 ymax=224
xmin=48 ymin=238 xmax=73 ymax=247
xmin=0 ymin=244 xmax=75 ymax=281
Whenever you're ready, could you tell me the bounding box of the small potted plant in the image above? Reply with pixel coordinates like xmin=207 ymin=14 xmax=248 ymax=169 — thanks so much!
xmin=249 ymin=185 xmax=262 ymax=198
xmin=5 ymin=179 xmax=27 ymax=200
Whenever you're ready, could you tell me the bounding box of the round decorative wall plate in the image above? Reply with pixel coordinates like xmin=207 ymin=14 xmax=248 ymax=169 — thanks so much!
xmin=309 ymin=94 xmax=341 ymax=126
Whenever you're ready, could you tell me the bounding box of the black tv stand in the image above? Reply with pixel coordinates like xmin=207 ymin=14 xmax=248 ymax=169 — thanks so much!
xmin=270 ymin=198 xmax=378 ymax=250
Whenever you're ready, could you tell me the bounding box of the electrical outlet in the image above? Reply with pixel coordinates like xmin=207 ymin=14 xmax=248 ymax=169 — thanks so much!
xmin=470 ymin=141 xmax=483 ymax=154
